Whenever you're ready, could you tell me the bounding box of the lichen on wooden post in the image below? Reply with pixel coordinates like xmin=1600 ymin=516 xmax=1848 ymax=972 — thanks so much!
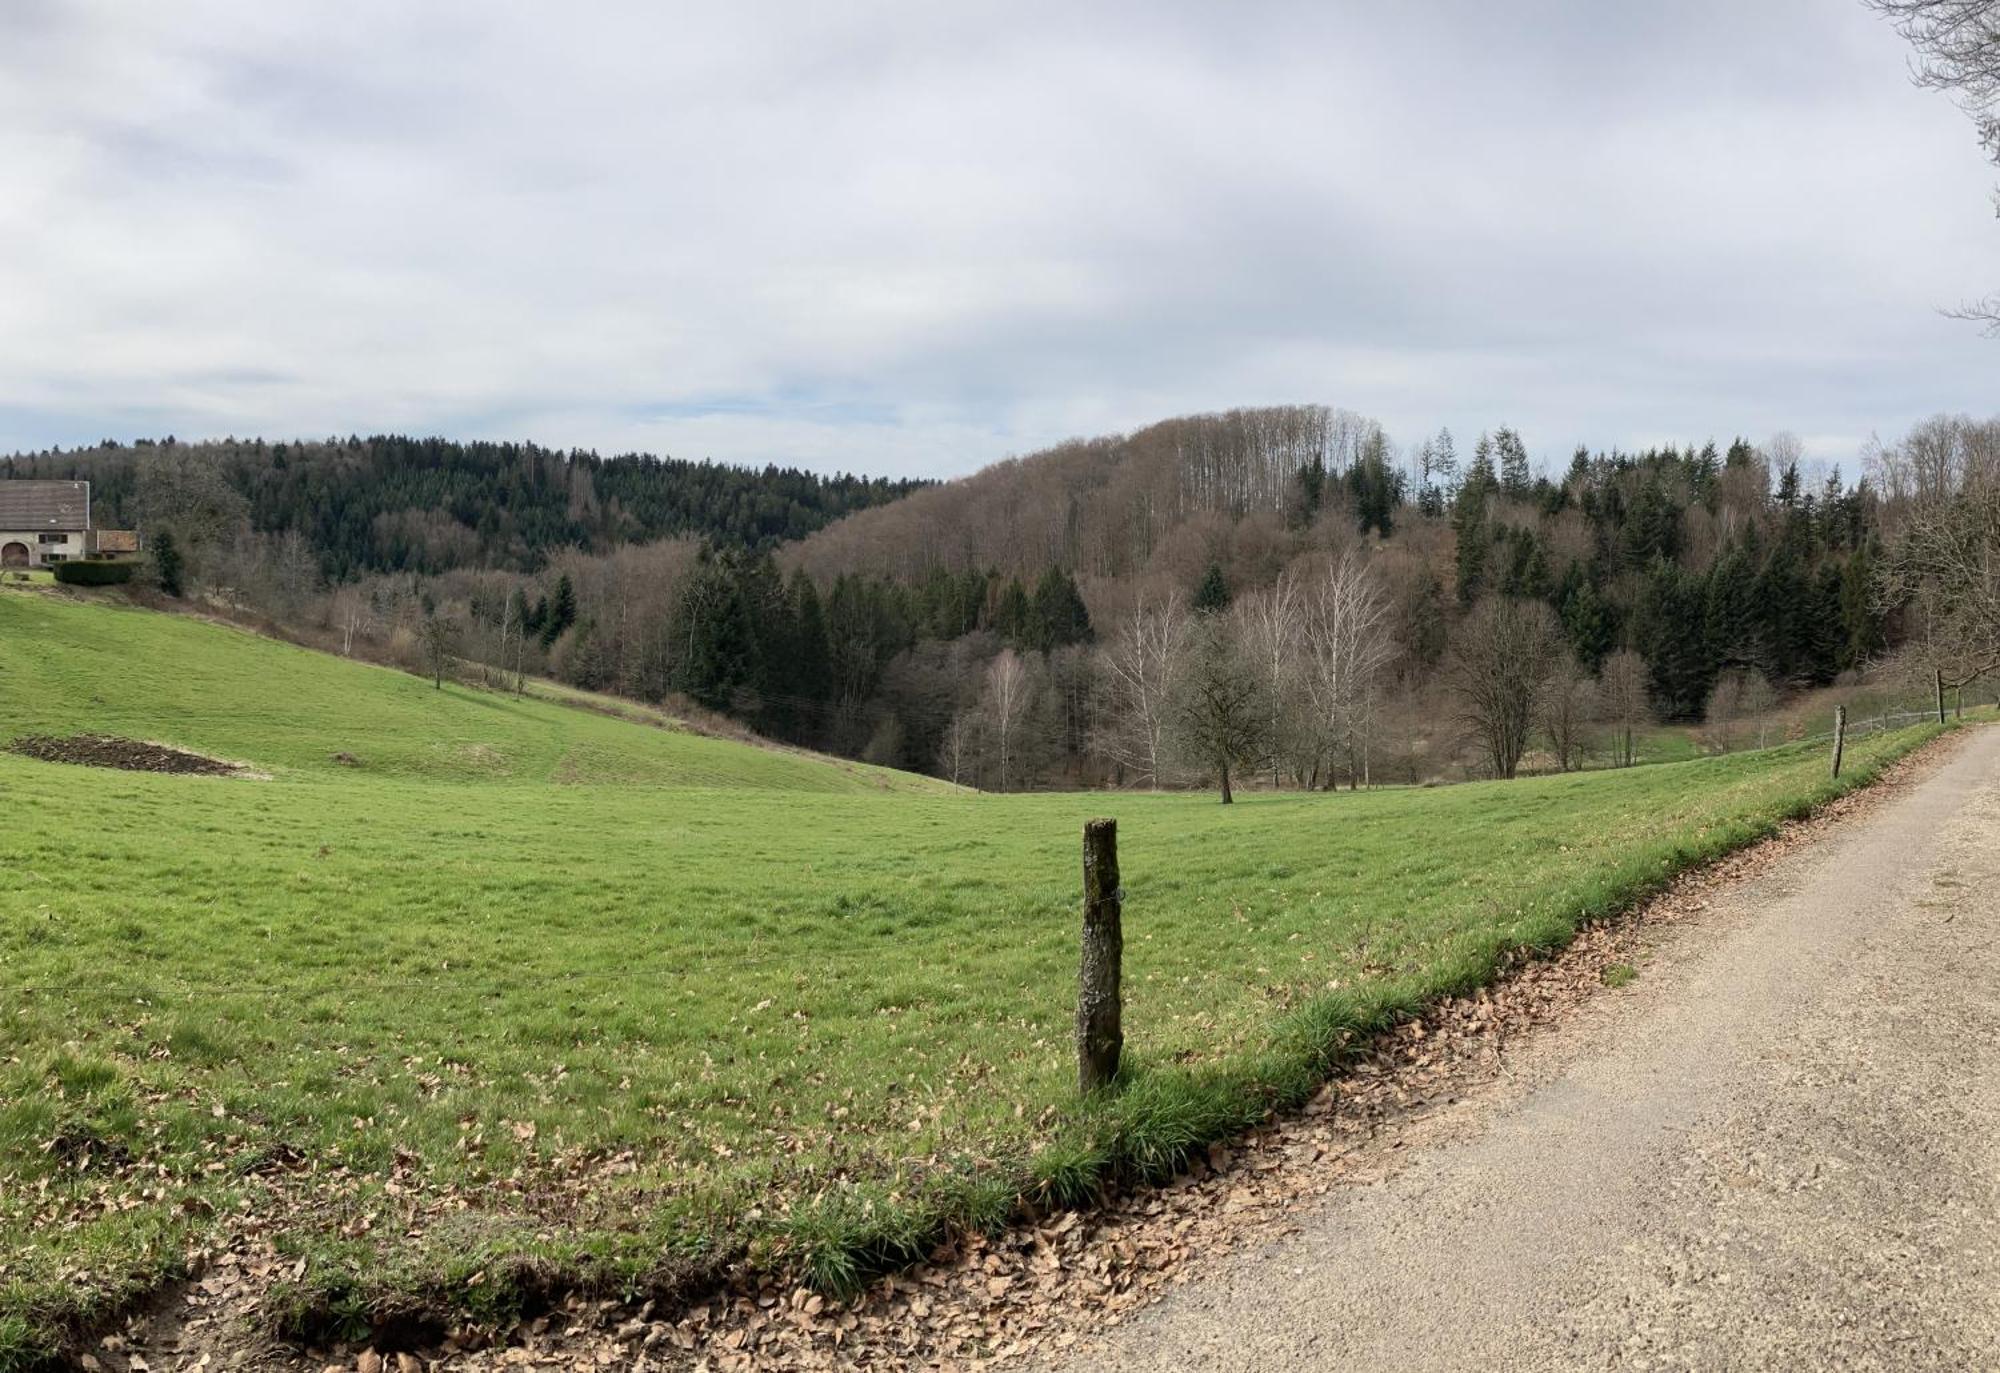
xmin=1077 ymin=818 xmax=1123 ymax=1094
xmin=1831 ymin=705 xmax=1847 ymax=779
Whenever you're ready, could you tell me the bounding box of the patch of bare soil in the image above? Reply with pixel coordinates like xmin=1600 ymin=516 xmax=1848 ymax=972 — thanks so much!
xmin=7 ymin=733 xmax=242 ymax=776
xmin=96 ymin=730 xmax=1970 ymax=1373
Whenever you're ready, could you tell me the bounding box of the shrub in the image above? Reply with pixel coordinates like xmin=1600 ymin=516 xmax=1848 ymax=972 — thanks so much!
xmin=53 ymin=560 xmax=137 ymax=586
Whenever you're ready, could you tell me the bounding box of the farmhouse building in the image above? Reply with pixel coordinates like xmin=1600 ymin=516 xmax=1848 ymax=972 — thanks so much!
xmin=0 ymin=480 xmax=138 ymax=569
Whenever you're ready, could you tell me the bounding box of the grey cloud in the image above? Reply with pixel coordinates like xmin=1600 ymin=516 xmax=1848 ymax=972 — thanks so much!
xmin=0 ymin=0 xmax=1992 ymax=477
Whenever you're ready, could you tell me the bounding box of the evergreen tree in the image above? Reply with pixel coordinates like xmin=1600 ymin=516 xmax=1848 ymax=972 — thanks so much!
xmin=1621 ymin=474 xmax=1680 ymax=567
xmin=1403 ymin=568 xmax=1450 ymax=670
xmin=785 ymin=571 xmax=834 ymax=738
xmin=1029 ymin=567 xmax=1093 ymax=650
xmin=1631 ymin=561 xmax=1714 ymax=719
xmin=1495 ymin=427 xmax=1531 ymax=498
xmin=1776 ymin=461 xmax=1802 ymax=509
xmin=541 ymin=573 xmax=577 ymax=648
xmin=1838 ymin=544 xmax=1884 ymax=671
xmin=1755 ymin=542 xmax=1815 ymax=685
xmin=1346 ymin=439 xmax=1400 ymax=537
xmin=1294 ymin=457 xmax=1327 ymax=527
xmin=1193 ymin=561 xmax=1231 ymax=614
xmin=992 ymin=577 xmax=1033 ymax=644
xmin=1429 ymin=427 xmax=1459 ymax=491
xmin=150 ymin=530 xmax=184 ymax=597
xmin=667 ymin=551 xmax=758 ymax=710
xmin=1467 ymin=432 xmax=1499 ymax=497
xmin=1703 ymin=543 xmax=1761 ymax=670
xmin=1451 ymin=480 xmax=1491 ymax=603
xmin=1689 ymin=441 xmax=1720 ymax=509
xmin=1553 ymin=559 xmax=1614 ymax=669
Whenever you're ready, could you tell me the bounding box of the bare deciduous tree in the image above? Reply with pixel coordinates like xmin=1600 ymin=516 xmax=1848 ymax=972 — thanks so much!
xmin=1298 ymin=551 xmax=1395 ymax=789
xmin=1539 ymin=655 xmax=1597 ymax=771
xmin=1703 ymin=669 xmax=1750 ymax=753
xmin=1742 ymin=672 xmax=1780 ymax=748
xmin=1873 ymin=415 xmax=2000 ymax=688
xmin=131 ymin=449 xmax=251 ymax=591
xmin=1598 ymin=649 xmax=1652 ymax=767
xmin=1168 ymin=614 xmax=1269 ymax=803
xmin=937 ymin=710 xmax=978 ymax=787
xmin=419 ymin=613 xmax=456 ymax=690
xmin=1869 ymin=1 xmax=2000 ymax=329
xmin=982 ymin=648 xmax=1031 ymax=791
xmin=1232 ymin=575 xmax=1306 ymax=787
xmin=1094 ymin=592 xmax=1188 ymax=788
xmin=331 ymin=586 xmax=372 ymax=657
xmin=1448 ymin=597 xmax=1560 ymax=779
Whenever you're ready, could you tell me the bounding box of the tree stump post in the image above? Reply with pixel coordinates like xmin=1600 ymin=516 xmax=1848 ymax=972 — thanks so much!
xmin=1077 ymin=818 xmax=1123 ymax=1094
xmin=1831 ymin=706 xmax=1846 ymax=780
xmin=1936 ymin=669 xmax=1947 ymax=724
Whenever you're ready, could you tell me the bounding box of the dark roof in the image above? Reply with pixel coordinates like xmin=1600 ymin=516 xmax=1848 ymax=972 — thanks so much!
xmin=0 ymin=480 xmax=90 ymax=531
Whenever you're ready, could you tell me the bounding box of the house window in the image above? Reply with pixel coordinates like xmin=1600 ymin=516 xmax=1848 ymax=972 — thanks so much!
xmin=43 ymin=553 xmax=67 ymax=563
xmin=38 ymin=533 xmax=68 ymax=544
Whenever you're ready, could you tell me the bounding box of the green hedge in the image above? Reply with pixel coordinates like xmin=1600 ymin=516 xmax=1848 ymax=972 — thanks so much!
xmin=52 ymin=560 xmax=137 ymax=586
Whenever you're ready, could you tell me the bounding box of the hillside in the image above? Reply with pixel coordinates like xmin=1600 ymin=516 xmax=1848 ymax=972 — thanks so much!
xmin=0 ymin=587 xmax=1945 ymax=1367
xmin=0 ymin=592 xmax=943 ymax=793
xmin=1 ymin=435 xmax=926 ymax=578
xmin=1 ymin=408 xmax=1905 ymax=797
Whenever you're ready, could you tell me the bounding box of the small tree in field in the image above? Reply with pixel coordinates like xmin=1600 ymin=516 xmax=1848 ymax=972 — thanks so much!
xmin=1539 ymin=655 xmax=1597 ymax=772
xmin=419 ymin=613 xmax=456 ymax=690
xmin=1703 ymin=670 xmax=1749 ymax=754
xmin=1598 ymin=649 xmax=1651 ymax=766
xmin=1742 ymin=672 xmax=1780 ymax=748
xmin=1169 ymin=615 xmax=1269 ymax=803
xmin=1448 ymin=597 xmax=1560 ymax=779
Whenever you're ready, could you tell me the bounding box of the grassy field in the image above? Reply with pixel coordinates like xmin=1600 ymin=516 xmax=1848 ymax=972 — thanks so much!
xmin=0 ymin=589 xmax=1948 ymax=1365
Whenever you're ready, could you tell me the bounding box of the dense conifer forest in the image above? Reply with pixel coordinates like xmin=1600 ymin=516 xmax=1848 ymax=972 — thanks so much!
xmin=1 ymin=434 xmax=925 ymax=576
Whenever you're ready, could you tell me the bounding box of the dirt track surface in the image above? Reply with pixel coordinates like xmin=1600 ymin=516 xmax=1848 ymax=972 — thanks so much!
xmin=1053 ymin=725 xmax=2000 ymax=1372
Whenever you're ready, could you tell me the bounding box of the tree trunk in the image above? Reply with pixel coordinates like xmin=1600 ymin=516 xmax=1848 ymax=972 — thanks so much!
xmin=1936 ymin=669 xmax=1946 ymax=724
xmin=1831 ymin=706 xmax=1847 ymax=779
xmin=1219 ymin=761 xmax=1233 ymax=804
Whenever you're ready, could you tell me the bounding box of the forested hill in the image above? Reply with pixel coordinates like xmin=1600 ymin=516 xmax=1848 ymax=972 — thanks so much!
xmin=0 ymin=435 xmax=926 ymax=576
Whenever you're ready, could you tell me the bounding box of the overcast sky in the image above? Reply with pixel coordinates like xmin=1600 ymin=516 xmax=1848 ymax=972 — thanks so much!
xmin=0 ymin=1 xmax=1993 ymax=478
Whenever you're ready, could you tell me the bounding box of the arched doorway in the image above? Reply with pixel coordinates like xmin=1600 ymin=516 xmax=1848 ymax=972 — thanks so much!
xmin=0 ymin=542 xmax=27 ymax=568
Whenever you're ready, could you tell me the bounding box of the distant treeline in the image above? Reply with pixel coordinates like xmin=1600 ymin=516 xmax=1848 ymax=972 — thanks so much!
xmin=264 ymin=410 xmax=1900 ymax=790
xmin=0 ymin=434 xmax=927 ymax=576
xmin=19 ymin=408 xmax=1923 ymax=790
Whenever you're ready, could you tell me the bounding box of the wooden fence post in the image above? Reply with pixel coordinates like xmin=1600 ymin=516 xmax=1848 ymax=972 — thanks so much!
xmin=1956 ymin=685 xmax=1963 ymax=720
xmin=1936 ymin=669 xmax=1946 ymax=724
xmin=1078 ymin=818 xmax=1123 ymax=1093
xmin=1831 ymin=706 xmax=1846 ymax=780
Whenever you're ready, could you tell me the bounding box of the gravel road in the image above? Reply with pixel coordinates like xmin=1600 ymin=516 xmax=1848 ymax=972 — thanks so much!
xmin=1055 ymin=725 xmax=2000 ymax=1371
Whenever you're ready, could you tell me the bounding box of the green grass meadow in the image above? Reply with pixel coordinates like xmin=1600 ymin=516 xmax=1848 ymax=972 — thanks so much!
xmin=0 ymin=590 xmax=1947 ymax=1364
